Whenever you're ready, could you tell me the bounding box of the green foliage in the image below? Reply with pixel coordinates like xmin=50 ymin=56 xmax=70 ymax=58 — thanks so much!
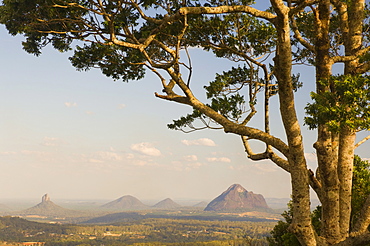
xmin=351 ymin=155 xmax=370 ymax=226
xmin=186 ymin=10 xmax=276 ymax=58
xmin=70 ymin=43 xmax=146 ymax=82
xmin=305 ymin=75 xmax=370 ymax=131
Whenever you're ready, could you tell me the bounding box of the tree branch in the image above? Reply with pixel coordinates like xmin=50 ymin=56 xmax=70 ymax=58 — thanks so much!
xmin=179 ymin=6 xmax=276 ymax=22
xmin=290 ymin=14 xmax=315 ymax=52
xmin=335 ymin=232 xmax=370 ymax=246
xmin=162 ymin=67 xmax=291 ymax=158
xmin=355 ymin=135 xmax=370 ymax=148
xmin=351 ymin=193 xmax=370 ymax=235
xmin=241 ymin=136 xmax=291 ymax=172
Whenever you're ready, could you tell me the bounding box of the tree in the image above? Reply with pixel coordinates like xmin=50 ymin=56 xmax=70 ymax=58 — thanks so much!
xmin=1 ymin=0 xmax=370 ymax=245
xmin=268 ymin=155 xmax=370 ymax=246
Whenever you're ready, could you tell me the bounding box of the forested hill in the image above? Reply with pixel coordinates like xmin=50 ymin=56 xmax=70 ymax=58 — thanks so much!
xmin=0 ymin=216 xmax=65 ymax=242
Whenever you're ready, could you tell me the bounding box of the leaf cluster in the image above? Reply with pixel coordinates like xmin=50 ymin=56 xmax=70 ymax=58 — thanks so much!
xmin=351 ymin=155 xmax=370 ymax=226
xmin=185 ymin=10 xmax=276 ymax=59
xmin=0 ymin=0 xmax=90 ymax=55
xmin=305 ymin=75 xmax=370 ymax=132
xmin=70 ymin=43 xmax=146 ymax=82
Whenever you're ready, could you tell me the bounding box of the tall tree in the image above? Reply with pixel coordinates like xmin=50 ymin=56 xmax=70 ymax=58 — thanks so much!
xmin=1 ymin=0 xmax=370 ymax=245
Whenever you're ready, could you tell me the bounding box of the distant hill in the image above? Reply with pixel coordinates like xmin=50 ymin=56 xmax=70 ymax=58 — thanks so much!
xmin=205 ymin=184 xmax=271 ymax=212
xmin=82 ymin=211 xmax=145 ymax=224
xmin=192 ymin=201 xmax=208 ymax=208
xmin=0 ymin=203 xmax=12 ymax=213
xmin=18 ymin=194 xmax=81 ymax=217
xmin=101 ymin=195 xmax=150 ymax=211
xmin=152 ymin=198 xmax=181 ymax=209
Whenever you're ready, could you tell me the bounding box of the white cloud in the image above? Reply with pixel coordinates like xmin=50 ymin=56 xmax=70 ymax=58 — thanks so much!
xmin=21 ymin=150 xmax=48 ymax=156
xmin=96 ymin=151 xmax=123 ymax=161
xmin=206 ymin=157 xmax=231 ymax=163
xmin=0 ymin=151 xmax=17 ymax=155
xmin=131 ymin=142 xmax=162 ymax=157
xmin=86 ymin=111 xmax=95 ymax=115
xmin=181 ymin=138 xmax=216 ymax=146
xmin=183 ymin=155 xmax=198 ymax=162
xmin=185 ymin=162 xmax=204 ymax=170
xmin=118 ymin=104 xmax=126 ymax=109
xmin=41 ymin=137 xmax=64 ymax=147
xmin=252 ymin=163 xmax=278 ymax=173
xmin=88 ymin=158 xmax=104 ymax=163
xmin=64 ymin=102 xmax=77 ymax=108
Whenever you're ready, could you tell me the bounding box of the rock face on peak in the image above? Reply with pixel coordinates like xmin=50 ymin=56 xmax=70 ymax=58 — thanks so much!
xmin=204 ymin=184 xmax=270 ymax=212
xmin=101 ymin=195 xmax=150 ymax=211
xmin=152 ymin=198 xmax=181 ymax=209
xmin=42 ymin=193 xmax=50 ymax=202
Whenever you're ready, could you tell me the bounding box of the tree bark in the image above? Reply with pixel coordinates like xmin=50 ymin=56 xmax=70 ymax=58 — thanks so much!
xmin=314 ymin=0 xmax=341 ymax=244
xmin=338 ymin=127 xmax=356 ymax=238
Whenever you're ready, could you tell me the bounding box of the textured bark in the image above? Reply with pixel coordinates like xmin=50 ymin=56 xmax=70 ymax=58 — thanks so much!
xmin=271 ymin=1 xmax=315 ymax=245
xmin=352 ymin=193 xmax=370 ymax=235
xmin=314 ymin=1 xmax=341 ymax=244
xmin=339 ymin=0 xmax=365 ymax=240
xmin=337 ymin=127 xmax=356 ymax=238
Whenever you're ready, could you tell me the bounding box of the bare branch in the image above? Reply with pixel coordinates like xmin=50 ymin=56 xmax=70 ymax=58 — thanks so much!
xmin=241 ymin=136 xmax=291 ymax=172
xmin=179 ymin=6 xmax=276 ymax=22
xmin=308 ymin=169 xmax=323 ymax=201
xmin=155 ymin=92 xmax=191 ymax=105
xmin=355 ymin=135 xmax=370 ymax=148
xmin=162 ymin=67 xmax=291 ymax=157
xmin=290 ymin=14 xmax=315 ymax=52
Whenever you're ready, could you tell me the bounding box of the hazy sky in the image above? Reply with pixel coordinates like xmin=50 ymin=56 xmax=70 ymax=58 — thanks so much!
xmin=1 ymin=23 xmax=369 ymax=203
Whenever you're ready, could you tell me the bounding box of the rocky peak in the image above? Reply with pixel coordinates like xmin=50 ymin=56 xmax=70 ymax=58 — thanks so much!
xmin=204 ymin=184 xmax=270 ymax=212
xmin=42 ymin=194 xmax=50 ymax=202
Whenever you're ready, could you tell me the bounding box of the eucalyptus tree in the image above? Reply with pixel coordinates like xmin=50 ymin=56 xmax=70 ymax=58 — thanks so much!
xmin=1 ymin=0 xmax=370 ymax=245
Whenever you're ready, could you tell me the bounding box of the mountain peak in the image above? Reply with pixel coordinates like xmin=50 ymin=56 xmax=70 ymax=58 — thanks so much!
xmin=101 ymin=195 xmax=149 ymax=211
xmin=152 ymin=198 xmax=181 ymax=209
xmin=42 ymin=193 xmax=50 ymax=203
xmin=227 ymin=184 xmax=246 ymax=193
xmin=204 ymin=184 xmax=270 ymax=212
xmin=19 ymin=194 xmax=79 ymax=217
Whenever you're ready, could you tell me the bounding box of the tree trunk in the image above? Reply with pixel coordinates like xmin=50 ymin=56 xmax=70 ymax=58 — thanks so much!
xmin=271 ymin=1 xmax=316 ymax=245
xmin=338 ymin=127 xmax=356 ymax=238
xmin=313 ymin=1 xmax=342 ymax=244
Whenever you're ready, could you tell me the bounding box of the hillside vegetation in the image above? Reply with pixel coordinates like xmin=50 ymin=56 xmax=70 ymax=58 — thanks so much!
xmin=0 ymin=216 xmax=274 ymax=245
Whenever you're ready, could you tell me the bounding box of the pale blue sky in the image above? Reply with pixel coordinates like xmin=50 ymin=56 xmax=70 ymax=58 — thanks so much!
xmin=1 ymin=24 xmax=369 ymax=202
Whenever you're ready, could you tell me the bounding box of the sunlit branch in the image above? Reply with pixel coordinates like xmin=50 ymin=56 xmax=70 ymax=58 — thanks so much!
xmin=146 ymin=65 xmax=167 ymax=89
xmin=52 ymin=3 xmax=106 ymax=16
xmin=355 ymin=135 xmax=370 ymax=148
xmin=241 ymin=136 xmax=291 ymax=172
xmin=179 ymin=6 xmax=276 ymax=22
xmin=162 ymin=67 xmax=290 ymax=158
